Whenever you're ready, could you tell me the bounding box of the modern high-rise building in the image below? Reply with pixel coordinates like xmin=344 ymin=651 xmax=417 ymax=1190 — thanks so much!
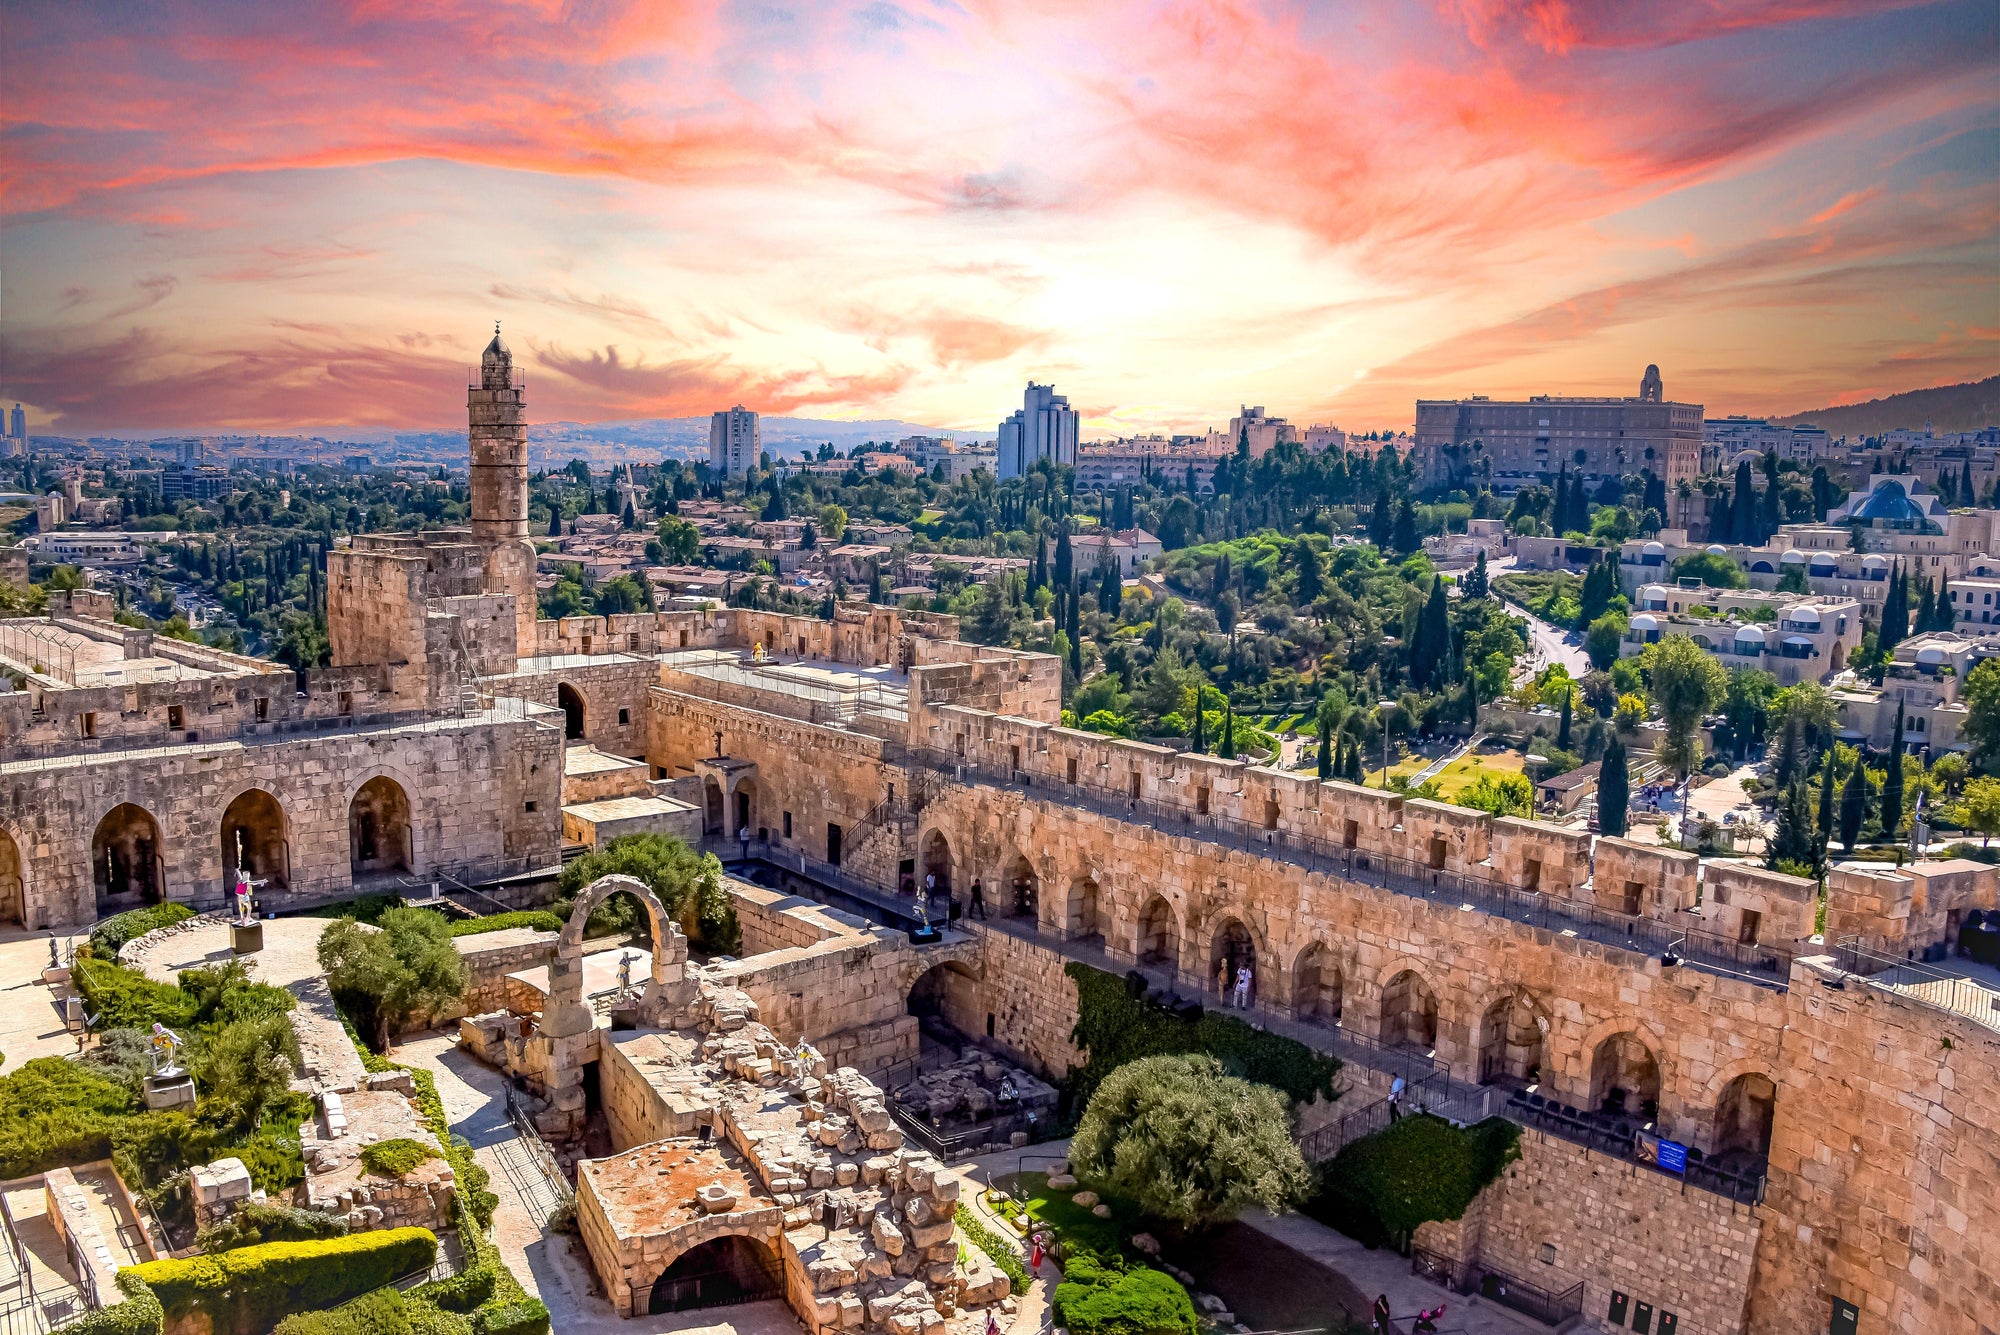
xmin=1413 ymin=364 xmax=1703 ymax=490
xmin=8 ymin=405 xmax=24 ymax=444
xmin=709 ymin=406 xmax=760 ymax=479
xmin=997 ymin=383 xmax=1079 ymax=479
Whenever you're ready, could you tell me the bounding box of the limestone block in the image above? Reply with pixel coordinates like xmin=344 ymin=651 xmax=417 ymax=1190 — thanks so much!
xmin=908 ymin=1217 xmax=954 ymax=1250
xmin=873 ymin=1211 xmax=906 ymax=1256
xmin=905 ymin=1195 xmax=935 ymax=1226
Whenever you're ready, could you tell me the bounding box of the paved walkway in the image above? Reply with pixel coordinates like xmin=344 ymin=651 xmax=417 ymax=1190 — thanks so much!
xmin=0 ymin=928 xmax=84 ymax=1074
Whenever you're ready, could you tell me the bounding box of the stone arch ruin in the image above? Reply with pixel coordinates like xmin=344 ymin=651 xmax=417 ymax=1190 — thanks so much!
xmin=1291 ymin=940 xmax=1342 ymax=1022
xmin=349 ymin=775 xmax=413 ymax=880
xmin=220 ymin=788 xmax=289 ymax=889
xmin=547 ymin=874 xmax=698 ymax=1037
xmin=1475 ymin=986 xmax=1550 ymax=1087
xmin=93 ymin=802 xmax=164 ymax=914
xmin=1134 ymin=894 xmax=1179 ymax=967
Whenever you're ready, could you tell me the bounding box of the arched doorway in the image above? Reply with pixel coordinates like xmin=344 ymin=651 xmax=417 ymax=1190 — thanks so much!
xmin=733 ymin=780 xmax=759 ymax=839
xmin=0 ymin=829 xmax=23 ymax=927
xmin=1292 ymin=943 xmax=1341 ymax=1023
xmin=220 ymin=790 xmax=289 ymax=890
xmin=1589 ymin=1032 xmax=1662 ymax=1120
xmin=1380 ymin=970 xmax=1439 ymax=1051
xmin=557 ymin=683 xmax=585 ymax=740
xmin=647 ymin=1236 xmax=782 ymax=1313
xmin=349 ymin=777 xmax=412 ymax=880
xmin=918 ymin=829 xmax=954 ymax=897
xmin=1066 ymin=876 xmax=1102 ymax=942
xmin=907 ymin=960 xmax=976 ymax=1026
xmin=93 ymin=804 xmax=164 ymax=915
xmin=703 ymin=780 xmax=724 ymax=836
xmin=1713 ymin=1072 xmax=1776 ymax=1164
xmin=1476 ymin=989 xmax=1548 ymax=1087
xmin=1002 ymin=854 xmax=1037 ymax=920
xmin=1210 ymin=918 xmax=1256 ymax=1002
xmin=1135 ymin=896 xmax=1177 ymax=968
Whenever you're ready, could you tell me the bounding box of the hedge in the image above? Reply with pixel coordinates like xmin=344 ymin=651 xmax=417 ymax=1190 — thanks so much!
xmin=1051 ymin=1255 xmax=1198 ymax=1335
xmin=197 ymin=1202 xmax=348 ymax=1253
xmin=1306 ymin=1113 xmax=1521 ymax=1246
xmin=1064 ymin=963 xmax=1341 ymax=1113
xmin=90 ymin=903 xmax=196 ymax=957
xmin=0 ymin=1056 xmax=132 ymax=1179
xmin=126 ymin=1228 xmax=438 ymax=1335
xmin=448 ymin=912 xmax=563 ymax=938
xmin=64 ymin=1272 xmax=163 ymax=1335
xmin=274 ymin=1289 xmax=411 ymax=1335
xmin=360 ymin=1138 xmax=436 ymax=1177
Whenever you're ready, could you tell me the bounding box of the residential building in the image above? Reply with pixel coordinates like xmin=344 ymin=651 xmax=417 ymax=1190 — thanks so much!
xmin=1414 ymin=364 xmax=1703 ymax=489
xmin=708 ymin=406 xmax=760 ymax=479
xmin=1225 ymin=406 xmax=1298 ymax=457
xmin=1831 ymin=629 xmax=2000 ymax=753
xmin=898 ymin=436 xmax=995 ymax=481
xmin=1702 ymin=417 xmax=1833 ymax=473
xmin=7 ymin=404 xmax=24 ymax=449
xmin=997 ymin=382 xmax=1078 ymax=479
xmin=22 ymin=531 xmax=146 ymax=566
xmin=1074 ymin=434 xmax=1231 ymax=492
xmin=1302 ymin=424 xmax=1347 ymax=452
xmin=1622 ymin=589 xmax=1861 ymax=686
xmin=1070 ymin=527 xmax=1164 ymax=578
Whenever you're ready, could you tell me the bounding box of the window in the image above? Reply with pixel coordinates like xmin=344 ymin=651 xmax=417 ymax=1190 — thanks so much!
xmin=1342 ymin=819 xmax=1359 ymax=849
xmin=782 ymin=811 xmax=792 ymax=839
xmin=617 ymin=708 xmax=630 ymax=725
xmin=79 ymin=712 xmax=97 ymax=739
xmin=1263 ymin=800 xmax=1279 ymax=831
xmin=1195 ymin=786 xmax=1210 ymax=815
xmin=1523 ymin=858 xmax=1542 ymax=891
xmin=1010 ymin=744 xmax=1022 ymax=772
xmin=1066 ymin=758 xmax=1078 ymax=785
xmin=167 ymin=705 xmax=184 ymax=731
xmin=338 ymin=691 xmax=354 ymax=716
xmin=581 ymin=634 xmax=593 ymax=653
xmin=254 ymin=697 xmax=269 ymax=721
xmin=1129 ymin=771 xmax=1141 ymax=798
xmin=1622 ymin=881 xmax=1644 ymax=916
xmin=524 ymin=801 xmax=538 ymax=813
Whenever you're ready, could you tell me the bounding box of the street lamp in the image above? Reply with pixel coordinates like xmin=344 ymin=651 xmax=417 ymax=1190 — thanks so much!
xmin=1377 ymin=699 xmax=1396 ymax=788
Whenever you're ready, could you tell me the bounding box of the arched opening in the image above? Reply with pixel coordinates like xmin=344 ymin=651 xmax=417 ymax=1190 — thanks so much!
xmin=1712 ymin=1072 xmax=1776 ymax=1164
xmin=1292 ymin=943 xmax=1341 ymax=1023
xmin=348 ymin=777 xmax=412 ymax=880
xmin=907 ymin=960 xmax=976 ymax=1032
xmin=1379 ymin=970 xmax=1439 ymax=1051
xmin=557 ymin=683 xmax=585 ymax=740
xmin=0 ymin=829 xmax=23 ymax=927
xmin=919 ymin=829 xmax=954 ymax=898
xmin=1210 ymin=918 xmax=1256 ymax=1003
xmin=1003 ymin=854 xmax=1038 ymax=921
xmin=647 ymin=1235 xmax=782 ymax=1313
xmin=1135 ymin=896 xmax=1177 ymax=968
xmin=219 ymin=790 xmax=288 ymax=890
xmin=703 ymin=780 xmax=724 ymax=836
xmin=1589 ymin=1032 xmax=1662 ymax=1121
xmin=1066 ymin=876 xmax=1102 ymax=942
xmin=93 ymin=804 xmax=164 ymax=915
xmin=1476 ymin=989 xmax=1547 ymax=1087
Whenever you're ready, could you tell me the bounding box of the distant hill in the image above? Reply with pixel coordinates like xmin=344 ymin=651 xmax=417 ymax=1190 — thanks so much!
xmin=1773 ymin=376 xmax=2000 ymax=437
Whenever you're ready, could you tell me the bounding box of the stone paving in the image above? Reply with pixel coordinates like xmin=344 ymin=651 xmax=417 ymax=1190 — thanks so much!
xmin=0 ymin=926 xmax=85 ymax=1073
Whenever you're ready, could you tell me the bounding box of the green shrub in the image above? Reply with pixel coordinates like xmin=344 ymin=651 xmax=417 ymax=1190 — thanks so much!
xmin=360 ymin=1138 xmax=436 ymax=1177
xmin=64 ymin=1272 xmax=163 ymax=1335
xmin=472 ymin=1299 xmax=550 ymax=1335
xmin=411 ymin=1265 xmax=496 ymax=1314
xmin=1064 ymin=963 xmax=1340 ymax=1114
xmin=197 ymin=1201 xmax=348 ymax=1253
xmin=74 ymin=957 xmax=197 ymax=1031
xmin=90 ymin=903 xmax=196 ymax=957
xmin=448 ymin=912 xmax=563 ymax=938
xmin=322 ymin=909 xmax=467 ymax=1050
xmin=128 ymin=1227 xmax=438 ymax=1335
xmin=557 ymin=835 xmax=740 ymax=956
xmin=0 ymin=1056 xmax=133 ymax=1178
xmin=408 ymin=1302 xmax=475 ymax=1335
xmin=954 ymin=1204 xmax=1029 ymax=1294
xmin=308 ymin=894 xmax=401 ymax=925
xmin=1053 ymin=1265 xmax=1198 ymax=1335
xmin=1307 ymin=1114 xmax=1521 ymax=1245
xmin=273 ymin=1288 xmax=409 ymax=1335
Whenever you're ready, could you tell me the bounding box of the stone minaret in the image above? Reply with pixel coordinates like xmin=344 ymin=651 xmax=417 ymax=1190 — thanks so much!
xmin=469 ymin=326 xmax=538 ymax=657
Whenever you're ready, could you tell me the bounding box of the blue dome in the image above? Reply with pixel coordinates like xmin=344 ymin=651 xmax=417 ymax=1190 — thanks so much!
xmin=1855 ymin=480 xmax=1928 ymax=525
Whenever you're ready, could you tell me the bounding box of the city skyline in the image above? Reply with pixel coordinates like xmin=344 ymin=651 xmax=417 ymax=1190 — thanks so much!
xmin=2 ymin=0 xmax=1995 ymax=437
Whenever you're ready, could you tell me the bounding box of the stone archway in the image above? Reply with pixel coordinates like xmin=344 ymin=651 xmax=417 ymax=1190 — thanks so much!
xmin=1001 ymin=853 xmax=1038 ymax=921
xmin=733 ymin=779 xmax=760 ymax=839
xmin=918 ymin=828 xmax=955 ymax=897
xmin=1713 ymin=1072 xmax=1776 ymax=1162
xmin=1065 ymin=874 xmax=1103 ymax=942
xmin=1380 ymin=968 xmax=1439 ymax=1051
xmin=349 ymin=776 xmax=412 ymax=880
xmin=1135 ymin=895 xmax=1178 ymax=968
xmin=1292 ymin=942 xmax=1342 ymax=1023
xmin=557 ymin=682 xmax=586 ymax=740
xmin=703 ymin=779 xmax=724 ymax=836
xmin=0 ymin=828 xmax=22 ymax=926
xmin=907 ymin=959 xmax=979 ymax=1028
xmin=93 ymin=803 xmax=164 ymax=915
xmin=1209 ymin=917 xmax=1257 ymax=1002
xmin=220 ymin=789 xmax=289 ymax=890
xmin=1475 ymin=988 xmax=1549 ymax=1087
xmin=548 ymin=874 xmax=696 ymax=1037
xmin=1589 ymin=1031 xmax=1662 ymax=1119
xmin=645 ymin=1235 xmax=783 ymax=1314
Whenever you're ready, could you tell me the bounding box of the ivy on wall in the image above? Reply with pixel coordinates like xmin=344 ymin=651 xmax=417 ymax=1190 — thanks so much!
xmin=1063 ymin=963 xmax=1342 ymax=1113
xmin=1306 ymin=1113 xmax=1522 ymax=1247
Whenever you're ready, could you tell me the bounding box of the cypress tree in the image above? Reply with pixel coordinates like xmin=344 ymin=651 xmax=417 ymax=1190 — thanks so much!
xmin=1732 ymin=459 xmax=1757 ymax=544
xmin=1099 ymin=557 xmax=1122 ymax=617
xmin=1881 ymin=703 xmax=1906 ymax=837
xmin=1768 ymin=778 xmax=1817 ymax=870
xmin=1915 ymin=577 xmax=1936 ymax=636
xmin=1465 ymin=549 xmax=1489 ymax=600
xmin=1054 ymin=522 xmax=1072 ymax=590
xmin=1838 ymin=755 xmax=1868 ymax=852
xmin=1219 ymin=701 xmax=1237 ymax=759
xmin=1414 ymin=577 xmax=1449 ymax=690
xmin=1557 ymin=691 xmax=1573 ymax=752
xmin=1392 ymin=498 xmax=1418 ymax=555
xmin=1369 ymin=501 xmax=1393 ymax=550
xmin=1295 ymin=537 xmax=1323 ymax=602
xmin=1317 ymin=714 xmax=1333 ymax=781
xmin=1880 ymin=564 xmax=1908 ymax=652
xmin=1190 ymin=692 xmax=1207 ymax=754
xmin=1598 ymin=736 xmax=1630 ymax=838
xmin=1816 ymin=752 xmax=1836 ymax=869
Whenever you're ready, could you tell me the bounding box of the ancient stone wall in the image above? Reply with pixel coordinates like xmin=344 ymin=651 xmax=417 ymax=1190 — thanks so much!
xmin=960 ymin=924 xmax=1084 ymax=1079
xmin=0 ymin=708 xmax=562 ymax=928
xmin=442 ymin=930 xmax=558 ymax=1024
xmin=729 ymin=880 xmax=865 ymax=956
xmin=1747 ymin=957 xmax=2000 ymax=1335
xmin=492 ymin=656 xmax=655 ymax=758
xmin=1824 ymin=858 xmax=1998 ymax=955
xmin=1416 ymin=1127 xmax=1762 ymax=1335
xmin=1703 ymin=862 xmax=1817 ymax=948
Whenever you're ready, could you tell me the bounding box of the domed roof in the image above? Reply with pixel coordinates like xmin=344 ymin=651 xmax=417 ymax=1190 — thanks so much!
xmin=483 ymin=324 xmax=512 ymax=364
xmin=1787 ymin=605 xmax=1821 ymax=623
xmin=1639 ymin=583 xmax=1669 ymax=599
xmin=1862 ymin=553 xmax=1890 ymax=567
xmin=1809 ymin=552 xmax=1837 ymax=566
xmin=1735 ymin=625 xmax=1767 ymax=642
xmin=1707 ymin=544 xmax=1729 ymax=556
xmin=1629 ymin=613 xmax=1659 ymax=631
xmin=1642 ymin=541 xmax=1666 ymax=556
xmin=1917 ymin=646 xmax=1947 ymax=664
xmin=1781 ymin=549 xmax=1806 ymax=563
xmin=1855 ymin=479 xmax=1928 ymax=524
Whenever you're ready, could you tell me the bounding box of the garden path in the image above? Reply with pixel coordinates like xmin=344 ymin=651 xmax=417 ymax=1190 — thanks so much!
xmin=0 ymin=927 xmax=84 ymax=1073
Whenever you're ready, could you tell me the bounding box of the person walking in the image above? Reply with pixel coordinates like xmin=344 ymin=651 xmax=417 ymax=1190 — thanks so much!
xmin=968 ymin=879 xmax=987 ymax=920
xmin=1372 ymin=1294 xmax=1393 ymax=1334
xmin=1233 ymin=964 xmax=1253 ymax=1010
xmin=1389 ymin=1074 xmax=1405 ymax=1122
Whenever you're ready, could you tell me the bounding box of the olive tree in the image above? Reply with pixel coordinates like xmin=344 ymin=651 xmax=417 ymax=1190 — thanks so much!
xmin=1646 ymin=634 xmax=1727 ymax=780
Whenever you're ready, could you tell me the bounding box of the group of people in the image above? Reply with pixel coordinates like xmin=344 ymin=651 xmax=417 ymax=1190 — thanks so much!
xmin=912 ymin=871 xmax=989 ymax=923
xmin=1373 ymin=1294 xmax=1447 ymax=1333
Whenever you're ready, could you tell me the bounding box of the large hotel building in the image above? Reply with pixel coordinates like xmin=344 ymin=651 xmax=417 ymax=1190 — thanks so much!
xmin=1414 ymin=364 xmax=1703 ymax=490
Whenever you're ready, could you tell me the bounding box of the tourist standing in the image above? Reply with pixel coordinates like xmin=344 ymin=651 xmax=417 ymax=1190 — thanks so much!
xmin=1233 ymin=964 xmax=1252 ymax=1009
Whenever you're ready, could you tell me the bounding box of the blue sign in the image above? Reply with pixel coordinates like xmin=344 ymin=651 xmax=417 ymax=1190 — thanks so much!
xmin=1656 ymin=1139 xmax=1688 ymax=1175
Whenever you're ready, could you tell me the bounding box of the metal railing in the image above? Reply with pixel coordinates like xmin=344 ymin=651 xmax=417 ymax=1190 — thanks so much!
xmin=503 ymin=1083 xmax=576 ymax=1224
xmin=913 ymin=747 xmax=1798 ymax=988
xmin=0 ymin=620 xmax=79 ymax=685
xmin=1465 ymin=1263 xmax=1584 ymax=1326
xmin=1831 ymin=936 xmax=2000 ymax=1031
xmin=1297 ymin=1071 xmax=1450 ymax=1162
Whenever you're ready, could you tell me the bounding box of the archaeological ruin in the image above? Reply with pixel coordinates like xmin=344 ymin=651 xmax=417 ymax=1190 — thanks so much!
xmin=4 ymin=330 xmax=1995 ymax=1335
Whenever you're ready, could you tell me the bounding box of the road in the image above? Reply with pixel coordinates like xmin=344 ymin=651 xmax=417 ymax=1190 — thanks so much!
xmin=1487 ymin=555 xmax=1593 ymax=680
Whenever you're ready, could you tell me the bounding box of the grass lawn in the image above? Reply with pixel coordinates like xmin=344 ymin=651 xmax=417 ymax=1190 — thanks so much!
xmin=989 ymin=1170 xmax=1137 ymax=1259
xmin=1367 ymin=748 xmax=1528 ymax=796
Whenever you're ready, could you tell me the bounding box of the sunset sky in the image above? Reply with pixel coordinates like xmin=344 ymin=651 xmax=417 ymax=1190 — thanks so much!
xmin=2 ymin=0 xmax=1995 ymax=438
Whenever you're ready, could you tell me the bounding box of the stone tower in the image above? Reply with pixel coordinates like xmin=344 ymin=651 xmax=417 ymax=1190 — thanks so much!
xmin=469 ymin=327 xmax=539 ymax=656
xmin=1639 ymin=364 xmax=1664 ymax=403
